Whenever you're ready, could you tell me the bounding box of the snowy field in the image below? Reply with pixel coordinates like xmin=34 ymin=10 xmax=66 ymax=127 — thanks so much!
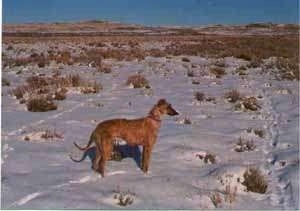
xmin=1 ymin=34 xmax=299 ymax=209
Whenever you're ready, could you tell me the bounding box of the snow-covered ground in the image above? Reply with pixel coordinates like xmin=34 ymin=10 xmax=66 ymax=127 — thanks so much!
xmin=1 ymin=55 xmax=299 ymax=209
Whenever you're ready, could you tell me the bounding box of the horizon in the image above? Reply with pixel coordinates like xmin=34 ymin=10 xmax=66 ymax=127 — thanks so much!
xmin=3 ymin=0 xmax=299 ymax=26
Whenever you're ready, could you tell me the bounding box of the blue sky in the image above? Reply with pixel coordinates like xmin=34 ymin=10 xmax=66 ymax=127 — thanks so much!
xmin=3 ymin=0 xmax=299 ymax=25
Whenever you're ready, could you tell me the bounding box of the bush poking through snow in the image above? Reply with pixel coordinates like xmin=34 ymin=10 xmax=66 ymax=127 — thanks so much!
xmin=53 ymin=88 xmax=67 ymax=100
xmin=234 ymin=137 xmax=256 ymax=152
xmin=224 ymin=185 xmax=237 ymax=203
xmin=182 ymin=57 xmax=190 ymax=62
xmin=209 ymin=67 xmax=226 ymax=78
xmin=210 ymin=192 xmax=222 ymax=208
xmin=235 ymin=97 xmax=261 ymax=111
xmin=27 ymin=96 xmax=57 ymax=112
xmin=241 ymin=97 xmax=261 ymax=111
xmin=242 ymin=167 xmax=268 ymax=194
xmin=196 ymin=153 xmax=216 ymax=164
xmin=113 ymin=187 xmax=135 ymax=207
xmin=247 ymin=128 xmax=265 ymax=138
xmin=224 ymin=89 xmax=241 ymax=103
xmin=80 ymin=81 xmax=102 ymax=94
xmin=41 ymin=129 xmax=63 ymax=139
xmin=2 ymin=78 xmax=10 ymax=86
xmin=126 ymin=74 xmax=150 ymax=88
xmin=187 ymin=70 xmax=194 ymax=77
xmin=194 ymin=92 xmax=205 ymax=102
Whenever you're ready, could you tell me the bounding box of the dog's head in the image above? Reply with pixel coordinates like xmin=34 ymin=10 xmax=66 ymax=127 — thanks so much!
xmin=156 ymin=99 xmax=179 ymax=116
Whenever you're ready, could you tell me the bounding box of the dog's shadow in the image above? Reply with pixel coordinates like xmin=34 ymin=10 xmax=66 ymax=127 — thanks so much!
xmin=78 ymin=144 xmax=142 ymax=169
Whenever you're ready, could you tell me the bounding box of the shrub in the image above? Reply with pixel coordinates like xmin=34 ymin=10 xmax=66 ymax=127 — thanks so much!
xmin=234 ymin=137 xmax=256 ymax=152
xmin=224 ymin=89 xmax=241 ymax=103
xmin=187 ymin=70 xmax=194 ymax=77
xmin=2 ymin=78 xmax=10 ymax=86
xmin=113 ymin=188 xmax=135 ymax=207
xmin=196 ymin=153 xmax=216 ymax=164
xmin=54 ymin=88 xmax=67 ymax=100
xmin=12 ymin=85 xmax=29 ymax=99
xmin=247 ymin=128 xmax=265 ymax=138
xmin=210 ymin=192 xmax=222 ymax=208
xmin=224 ymin=185 xmax=237 ymax=204
xmin=41 ymin=128 xmax=63 ymax=139
xmin=182 ymin=57 xmax=190 ymax=62
xmin=126 ymin=74 xmax=150 ymax=88
xmin=80 ymin=81 xmax=102 ymax=94
xmin=242 ymin=167 xmax=268 ymax=194
xmin=210 ymin=67 xmax=226 ymax=78
xmin=242 ymin=97 xmax=261 ymax=111
xmin=194 ymin=92 xmax=205 ymax=102
xmin=27 ymin=96 xmax=57 ymax=112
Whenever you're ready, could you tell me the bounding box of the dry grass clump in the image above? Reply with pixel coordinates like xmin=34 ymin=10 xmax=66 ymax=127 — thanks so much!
xmin=235 ymin=96 xmax=261 ymax=111
xmin=194 ymin=92 xmax=205 ymax=102
xmin=210 ymin=192 xmax=222 ymax=208
xmin=126 ymin=74 xmax=150 ymax=88
xmin=27 ymin=96 xmax=57 ymax=112
xmin=234 ymin=137 xmax=256 ymax=152
xmin=41 ymin=128 xmax=63 ymax=139
xmin=187 ymin=70 xmax=194 ymax=77
xmin=113 ymin=187 xmax=135 ymax=207
xmin=242 ymin=167 xmax=268 ymax=194
xmin=11 ymin=85 xmax=31 ymax=99
xmin=236 ymin=66 xmax=248 ymax=75
xmin=247 ymin=57 xmax=262 ymax=68
xmin=7 ymin=53 xmax=50 ymax=68
xmin=247 ymin=128 xmax=265 ymax=138
xmin=241 ymin=97 xmax=261 ymax=111
xmin=224 ymin=185 xmax=237 ymax=204
xmin=196 ymin=153 xmax=216 ymax=164
xmin=80 ymin=81 xmax=102 ymax=94
xmin=209 ymin=67 xmax=226 ymax=78
xmin=267 ymin=57 xmax=299 ymax=80
xmin=224 ymin=89 xmax=241 ymax=103
xmin=214 ymin=59 xmax=226 ymax=67
xmin=2 ymin=78 xmax=10 ymax=86
xmin=53 ymin=87 xmax=67 ymax=100
xmin=11 ymin=74 xmax=101 ymax=111
xmin=182 ymin=57 xmax=190 ymax=62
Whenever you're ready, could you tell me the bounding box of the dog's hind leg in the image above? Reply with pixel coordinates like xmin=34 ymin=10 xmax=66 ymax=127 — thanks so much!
xmin=98 ymin=133 xmax=113 ymax=177
xmin=92 ymin=143 xmax=101 ymax=172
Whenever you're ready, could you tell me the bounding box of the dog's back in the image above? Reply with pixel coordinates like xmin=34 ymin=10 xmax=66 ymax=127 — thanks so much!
xmin=94 ymin=117 xmax=158 ymax=146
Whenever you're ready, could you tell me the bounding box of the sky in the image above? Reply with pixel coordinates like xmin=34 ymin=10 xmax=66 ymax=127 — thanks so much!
xmin=3 ymin=0 xmax=299 ymax=26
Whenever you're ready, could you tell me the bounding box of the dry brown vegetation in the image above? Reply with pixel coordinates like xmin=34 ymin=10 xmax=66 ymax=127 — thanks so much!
xmin=126 ymin=74 xmax=150 ymax=88
xmin=3 ymin=23 xmax=298 ymax=80
xmin=242 ymin=167 xmax=268 ymax=194
xmin=11 ymin=74 xmax=102 ymax=111
xmin=27 ymin=96 xmax=57 ymax=112
xmin=41 ymin=128 xmax=63 ymax=139
xmin=224 ymin=89 xmax=241 ymax=103
xmin=234 ymin=137 xmax=256 ymax=152
xmin=194 ymin=92 xmax=205 ymax=102
xmin=2 ymin=78 xmax=10 ymax=86
xmin=210 ymin=67 xmax=226 ymax=78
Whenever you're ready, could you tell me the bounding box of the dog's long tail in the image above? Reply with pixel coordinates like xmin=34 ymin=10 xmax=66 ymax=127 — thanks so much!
xmin=69 ymin=154 xmax=85 ymax=162
xmin=73 ymin=133 xmax=94 ymax=151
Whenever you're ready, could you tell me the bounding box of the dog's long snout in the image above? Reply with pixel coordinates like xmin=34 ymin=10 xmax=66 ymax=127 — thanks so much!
xmin=168 ymin=105 xmax=179 ymax=116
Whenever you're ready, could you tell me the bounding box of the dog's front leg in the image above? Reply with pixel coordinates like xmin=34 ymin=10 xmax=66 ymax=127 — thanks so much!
xmin=141 ymin=145 xmax=153 ymax=173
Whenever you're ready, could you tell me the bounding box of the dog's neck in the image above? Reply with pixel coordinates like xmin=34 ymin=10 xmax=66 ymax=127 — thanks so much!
xmin=147 ymin=106 xmax=162 ymax=123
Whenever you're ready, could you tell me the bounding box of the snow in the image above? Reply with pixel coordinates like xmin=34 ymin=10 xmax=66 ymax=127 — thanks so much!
xmin=1 ymin=55 xmax=299 ymax=209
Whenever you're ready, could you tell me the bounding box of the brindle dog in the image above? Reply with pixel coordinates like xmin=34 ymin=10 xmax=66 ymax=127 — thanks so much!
xmin=70 ymin=99 xmax=179 ymax=177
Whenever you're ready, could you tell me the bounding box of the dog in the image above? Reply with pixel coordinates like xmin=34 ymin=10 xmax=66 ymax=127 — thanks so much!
xmin=70 ymin=99 xmax=179 ymax=177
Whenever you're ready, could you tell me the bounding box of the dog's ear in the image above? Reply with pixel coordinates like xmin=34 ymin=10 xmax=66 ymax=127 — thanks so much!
xmin=157 ymin=98 xmax=167 ymax=106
